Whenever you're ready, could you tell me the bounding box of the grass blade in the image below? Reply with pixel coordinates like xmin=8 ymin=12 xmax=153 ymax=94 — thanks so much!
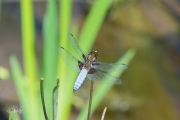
xmin=8 ymin=109 xmax=20 ymax=120
xmin=57 ymin=0 xmax=73 ymax=120
xmin=79 ymin=0 xmax=112 ymax=53
xmin=53 ymin=78 xmax=59 ymax=120
xmin=40 ymin=78 xmax=49 ymax=120
xmin=42 ymin=0 xmax=58 ymax=119
xmin=20 ymin=0 xmax=39 ymax=119
xmin=9 ymin=55 xmax=28 ymax=120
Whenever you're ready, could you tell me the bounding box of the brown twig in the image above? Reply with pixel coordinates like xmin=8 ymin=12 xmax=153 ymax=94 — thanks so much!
xmin=101 ymin=107 xmax=107 ymax=120
xmin=40 ymin=78 xmax=49 ymax=120
xmin=87 ymin=81 xmax=94 ymax=120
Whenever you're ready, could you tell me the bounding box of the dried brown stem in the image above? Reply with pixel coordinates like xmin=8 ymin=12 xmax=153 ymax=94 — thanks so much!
xmin=87 ymin=81 xmax=94 ymax=120
xmin=101 ymin=107 xmax=107 ymax=120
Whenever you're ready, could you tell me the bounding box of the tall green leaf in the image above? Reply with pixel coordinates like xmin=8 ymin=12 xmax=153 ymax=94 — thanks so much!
xmin=42 ymin=0 xmax=58 ymax=119
xmin=10 ymin=55 xmax=28 ymax=120
xmin=57 ymin=0 xmax=72 ymax=120
xmin=20 ymin=0 xmax=39 ymax=119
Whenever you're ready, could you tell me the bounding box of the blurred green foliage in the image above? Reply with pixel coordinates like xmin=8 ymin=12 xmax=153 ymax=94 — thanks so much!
xmin=6 ymin=0 xmax=180 ymax=120
xmin=9 ymin=0 xmax=135 ymax=120
xmin=0 ymin=66 xmax=10 ymax=80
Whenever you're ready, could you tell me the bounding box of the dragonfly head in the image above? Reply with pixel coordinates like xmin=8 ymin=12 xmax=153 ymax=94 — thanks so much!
xmin=88 ymin=51 xmax=98 ymax=61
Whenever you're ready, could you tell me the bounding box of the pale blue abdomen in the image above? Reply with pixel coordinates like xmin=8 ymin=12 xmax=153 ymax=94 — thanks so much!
xmin=73 ymin=69 xmax=88 ymax=92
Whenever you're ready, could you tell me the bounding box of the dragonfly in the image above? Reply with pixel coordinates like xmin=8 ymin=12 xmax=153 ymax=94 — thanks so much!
xmin=59 ymin=34 xmax=128 ymax=92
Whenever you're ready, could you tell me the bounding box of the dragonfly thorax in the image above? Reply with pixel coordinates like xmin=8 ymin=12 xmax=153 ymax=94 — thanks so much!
xmin=88 ymin=51 xmax=98 ymax=62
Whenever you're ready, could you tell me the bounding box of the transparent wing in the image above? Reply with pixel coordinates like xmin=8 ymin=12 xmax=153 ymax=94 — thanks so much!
xmin=87 ymin=70 xmax=122 ymax=84
xmin=58 ymin=46 xmax=82 ymax=72
xmin=92 ymin=62 xmax=128 ymax=72
xmin=68 ymin=33 xmax=87 ymax=61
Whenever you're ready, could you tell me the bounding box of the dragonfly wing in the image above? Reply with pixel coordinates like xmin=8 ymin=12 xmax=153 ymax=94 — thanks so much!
xmin=87 ymin=70 xmax=122 ymax=84
xmin=92 ymin=62 xmax=128 ymax=72
xmin=58 ymin=46 xmax=82 ymax=72
xmin=68 ymin=34 xmax=87 ymax=61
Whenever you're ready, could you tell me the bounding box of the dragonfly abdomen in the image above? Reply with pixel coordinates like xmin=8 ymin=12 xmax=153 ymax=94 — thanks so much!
xmin=73 ymin=69 xmax=88 ymax=92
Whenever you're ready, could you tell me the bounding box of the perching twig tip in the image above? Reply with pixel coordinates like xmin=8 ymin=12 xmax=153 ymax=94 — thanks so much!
xmin=101 ymin=107 xmax=107 ymax=120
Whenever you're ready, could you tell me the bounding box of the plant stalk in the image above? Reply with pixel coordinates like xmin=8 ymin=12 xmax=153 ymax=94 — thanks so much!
xmin=87 ymin=81 xmax=94 ymax=120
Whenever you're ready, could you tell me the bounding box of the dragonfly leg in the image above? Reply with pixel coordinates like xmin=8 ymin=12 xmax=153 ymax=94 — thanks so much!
xmin=88 ymin=68 xmax=97 ymax=74
xmin=82 ymin=54 xmax=86 ymax=61
xmin=78 ymin=61 xmax=84 ymax=70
